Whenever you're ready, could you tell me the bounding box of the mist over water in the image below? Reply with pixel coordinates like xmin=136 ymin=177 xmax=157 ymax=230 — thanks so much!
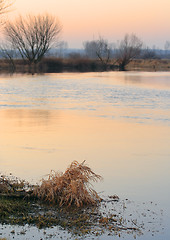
xmin=0 ymin=72 xmax=170 ymax=239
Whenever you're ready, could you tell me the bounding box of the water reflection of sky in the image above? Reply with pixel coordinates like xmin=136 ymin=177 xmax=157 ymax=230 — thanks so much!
xmin=0 ymin=72 xmax=170 ymax=239
xmin=0 ymin=72 xmax=170 ymax=124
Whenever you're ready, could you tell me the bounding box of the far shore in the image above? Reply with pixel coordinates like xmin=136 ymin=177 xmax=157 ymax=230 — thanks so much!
xmin=0 ymin=58 xmax=170 ymax=74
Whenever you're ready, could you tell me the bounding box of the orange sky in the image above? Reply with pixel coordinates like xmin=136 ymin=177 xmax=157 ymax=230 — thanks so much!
xmin=9 ymin=0 xmax=170 ymax=48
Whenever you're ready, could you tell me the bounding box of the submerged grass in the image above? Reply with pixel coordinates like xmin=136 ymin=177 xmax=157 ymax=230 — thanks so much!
xmin=0 ymin=195 xmax=145 ymax=238
xmin=0 ymin=197 xmax=31 ymax=220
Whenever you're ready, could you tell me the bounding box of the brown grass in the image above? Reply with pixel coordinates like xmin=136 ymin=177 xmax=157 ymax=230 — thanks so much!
xmin=127 ymin=59 xmax=170 ymax=71
xmin=34 ymin=161 xmax=102 ymax=207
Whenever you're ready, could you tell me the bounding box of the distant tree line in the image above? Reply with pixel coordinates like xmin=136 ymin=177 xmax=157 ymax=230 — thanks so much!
xmin=83 ymin=34 xmax=144 ymax=70
xmin=1 ymin=0 xmax=170 ymax=72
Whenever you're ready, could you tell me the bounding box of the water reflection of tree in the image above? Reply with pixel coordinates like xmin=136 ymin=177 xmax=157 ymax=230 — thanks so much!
xmin=4 ymin=109 xmax=59 ymax=127
xmin=124 ymin=74 xmax=142 ymax=85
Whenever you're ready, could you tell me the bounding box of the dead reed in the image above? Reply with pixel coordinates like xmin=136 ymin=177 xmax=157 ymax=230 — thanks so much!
xmin=34 ymin=161 xmax=102 ymax=207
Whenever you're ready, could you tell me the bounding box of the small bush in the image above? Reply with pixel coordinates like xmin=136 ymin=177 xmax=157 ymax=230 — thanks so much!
xmin=34 ymin=161 xmax=102 ymax=207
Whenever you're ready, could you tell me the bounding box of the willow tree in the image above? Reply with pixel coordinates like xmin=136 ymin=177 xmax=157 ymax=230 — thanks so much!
xmin=116 ymin=34 xmax=143 ymax=71
xmin=4 ymin=13 xmax=62 ymax=65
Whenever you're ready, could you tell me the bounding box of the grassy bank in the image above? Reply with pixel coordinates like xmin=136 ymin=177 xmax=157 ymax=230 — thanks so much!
xmin=1 ymin=57 xmax=170 ymax=73
xmin=127 ymin=59 xmax=170 ymax=71
xmin=0 ymin=57 xmax=113 ymax=73
xmin=1 ymin=194 xmax=142 ymax=238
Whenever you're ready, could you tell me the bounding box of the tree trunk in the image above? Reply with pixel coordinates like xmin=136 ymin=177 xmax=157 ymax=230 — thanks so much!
xmin=119 ymin=62 xmax=127 ymax=71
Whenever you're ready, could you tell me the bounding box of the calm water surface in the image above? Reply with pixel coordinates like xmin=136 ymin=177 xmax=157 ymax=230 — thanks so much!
xmin=0 ymin=72 xmax=170 ymax=239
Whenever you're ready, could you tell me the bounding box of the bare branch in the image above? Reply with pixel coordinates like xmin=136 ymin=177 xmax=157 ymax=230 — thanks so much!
xmin=0 ymin=0 xmax=14 ymax=15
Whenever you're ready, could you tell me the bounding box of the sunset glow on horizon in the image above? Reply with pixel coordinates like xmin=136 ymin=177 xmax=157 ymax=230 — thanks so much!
xmin=8 ymin=0 xmax=170 ymax=48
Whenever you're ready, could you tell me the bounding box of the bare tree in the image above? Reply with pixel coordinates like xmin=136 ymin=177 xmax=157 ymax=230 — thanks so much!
xmin=164 ymin=41 xmax=170 ymax=51
xmin=164 ymin=41 xmax=170 ymax=58
xmin=56 ymin=41 xmax=68 ymax=58
xmin=116 ymin=34 xmax=143 ymax=70
xmin=141 ymin=47 xmax=158 ymax=60
xmin=4 ymin=13 xmax=62 ymax=66
xmin=0 ymin=42 xmax=17 ymax=70
xmin=83 ymin=40 xmax=98 ymax=59
xmin=84 ymin=37 xmax=112 ymax=70
xmin=95 ymin=37 xmax=112 ymax=70
xmin=0 ymin=0 xmax=13 ymax=15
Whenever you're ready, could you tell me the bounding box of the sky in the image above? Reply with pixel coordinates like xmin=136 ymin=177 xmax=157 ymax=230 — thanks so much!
xmin=8 ymin=0 xmax=170 ymax=48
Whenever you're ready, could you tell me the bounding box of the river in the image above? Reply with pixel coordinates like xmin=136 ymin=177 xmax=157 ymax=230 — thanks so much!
xmin=0 ymin=72 xmax=170 ymax=239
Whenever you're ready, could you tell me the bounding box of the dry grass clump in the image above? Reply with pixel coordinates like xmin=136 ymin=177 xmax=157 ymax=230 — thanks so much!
xmin=0 ymin=174 xmax=30 ymax=194
xmin=34 ymin=161 xmax=102 ymax=207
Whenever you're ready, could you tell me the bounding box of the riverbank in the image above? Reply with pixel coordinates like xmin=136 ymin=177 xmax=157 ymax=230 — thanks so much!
xmin=0 ymin=193 xmax=163 ymax=239
xmin=0 ymin=172 xmax=141 ymax=238
xmin=1 ymin=58 xmax=170 ymax=73
xmin=0 ymin=162 xmax=164 ymax=239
